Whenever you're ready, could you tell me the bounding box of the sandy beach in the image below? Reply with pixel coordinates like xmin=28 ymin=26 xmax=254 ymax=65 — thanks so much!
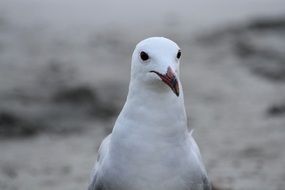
xmin=0 ymin=1 xmax=285 ymax=190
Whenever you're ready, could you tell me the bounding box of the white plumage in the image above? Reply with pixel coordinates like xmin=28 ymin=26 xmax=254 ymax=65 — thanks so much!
xmin=88 ymin=37 xmax=211 ymax=190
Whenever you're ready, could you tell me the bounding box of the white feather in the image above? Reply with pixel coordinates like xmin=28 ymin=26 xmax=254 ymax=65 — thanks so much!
xmin=88 ymin=37 xmax=210 ymax=190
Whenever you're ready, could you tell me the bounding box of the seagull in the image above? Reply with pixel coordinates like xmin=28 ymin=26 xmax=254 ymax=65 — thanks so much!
xmin=88 ymin=37 xmax=211 ymax=190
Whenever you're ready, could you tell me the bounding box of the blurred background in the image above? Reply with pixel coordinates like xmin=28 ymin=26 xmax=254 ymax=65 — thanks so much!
xmin=0 ymin=0 xmax=285 ymax=190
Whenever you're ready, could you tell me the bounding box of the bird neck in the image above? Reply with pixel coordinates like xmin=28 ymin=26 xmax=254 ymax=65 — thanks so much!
xmin=112 ymin=79 xmax=188 ymax=144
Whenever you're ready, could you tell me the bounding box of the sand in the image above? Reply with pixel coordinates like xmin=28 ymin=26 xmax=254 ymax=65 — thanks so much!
xmin=0 ymin=1 xmax=285 ymax=190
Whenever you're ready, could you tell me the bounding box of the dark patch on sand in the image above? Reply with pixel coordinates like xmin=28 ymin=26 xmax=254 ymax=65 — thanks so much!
xmin=52 ymin=85 xmax=119 ymax=119
xmin=53 ymin=86 xmax=98 ymax=105
xmin=0 ymin=111 xmax=40 ymax=137
xmin=0 ymin=63 xmax=119 ymax=137
xmin=197 ymin=16 xmax=285 ymax=82
xmin=267 ymin=103 xmax=285 ymax=117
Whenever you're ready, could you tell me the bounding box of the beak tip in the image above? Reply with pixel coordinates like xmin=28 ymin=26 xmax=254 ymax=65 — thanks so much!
xmin=174 ymin=88 xmax=180 ymax=97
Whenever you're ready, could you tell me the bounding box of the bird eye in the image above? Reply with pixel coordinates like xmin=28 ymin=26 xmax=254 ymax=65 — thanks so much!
xmin=140 ymin=51 xmax=149 ymax=61
xmin=176 ymin=50 xmax=181 ymax=59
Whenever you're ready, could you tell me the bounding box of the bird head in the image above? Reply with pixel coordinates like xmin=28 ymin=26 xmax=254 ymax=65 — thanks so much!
xmin=131 ymin=37 xmax=181 ymax=97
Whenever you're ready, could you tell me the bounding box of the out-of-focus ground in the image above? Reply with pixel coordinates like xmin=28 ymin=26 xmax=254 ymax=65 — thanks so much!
xmin=0 ymin=1 xmax=285 ymax=190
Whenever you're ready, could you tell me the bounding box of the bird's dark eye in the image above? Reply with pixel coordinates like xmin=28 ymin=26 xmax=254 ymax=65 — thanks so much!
xmin=176 ymin=50 xmax=181 ymax=59
xmin=140 ymin=51 xmax=149 ymax=61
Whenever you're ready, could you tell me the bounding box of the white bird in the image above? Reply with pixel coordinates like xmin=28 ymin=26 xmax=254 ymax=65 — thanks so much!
xmin=88 ymin=37 xmax=211 ymax=190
